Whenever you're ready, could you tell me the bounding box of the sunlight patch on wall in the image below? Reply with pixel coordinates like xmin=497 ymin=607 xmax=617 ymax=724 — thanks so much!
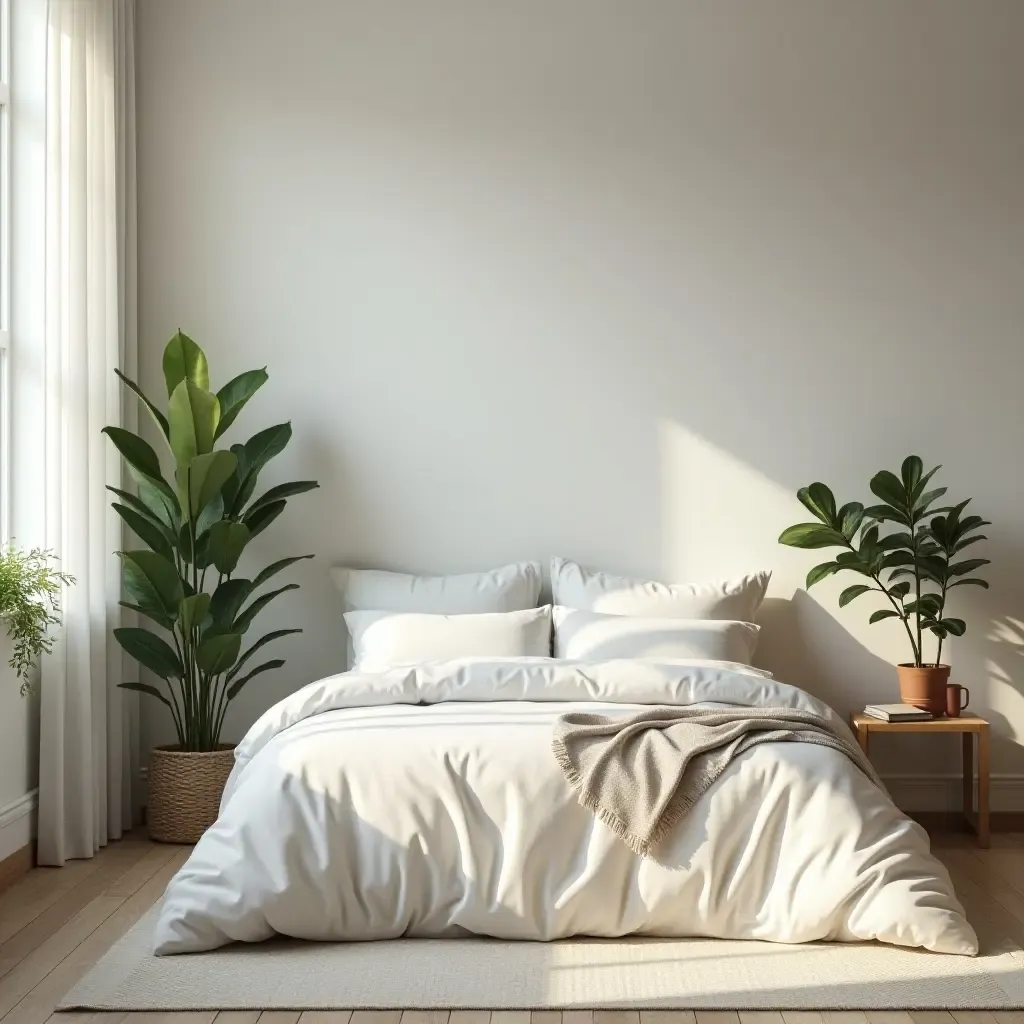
xmin=657 ymin=418 xmax=912 ymax=670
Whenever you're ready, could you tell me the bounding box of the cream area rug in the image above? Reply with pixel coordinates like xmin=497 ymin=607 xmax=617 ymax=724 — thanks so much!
xmin=60 ymin=906 xmax=1024 ymax=1011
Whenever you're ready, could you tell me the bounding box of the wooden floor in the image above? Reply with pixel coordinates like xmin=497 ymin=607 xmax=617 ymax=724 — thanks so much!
xmin=1 ymin=831 xmax=1023 ymax=1024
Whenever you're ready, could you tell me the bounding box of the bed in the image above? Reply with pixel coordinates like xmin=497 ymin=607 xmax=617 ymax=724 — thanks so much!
xmin=151 ymin=654 xmax=978 ymax=956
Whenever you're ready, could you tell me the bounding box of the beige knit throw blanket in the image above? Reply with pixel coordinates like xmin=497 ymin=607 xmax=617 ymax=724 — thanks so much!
xmin=552 ymin=706 xmax=883 ymax=857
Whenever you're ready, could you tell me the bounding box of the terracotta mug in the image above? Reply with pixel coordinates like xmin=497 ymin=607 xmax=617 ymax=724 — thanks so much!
xmin=946 ymin=683 xmax=970 ymax=718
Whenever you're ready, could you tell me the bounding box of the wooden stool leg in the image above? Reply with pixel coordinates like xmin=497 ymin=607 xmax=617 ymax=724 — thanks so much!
xmin=856 ymin=726 xmax=869 ymax=756
xmin=962 ymin=732 xmax=974 ymax=821
xmin=977 ymin=727 xmax=991 ymax=848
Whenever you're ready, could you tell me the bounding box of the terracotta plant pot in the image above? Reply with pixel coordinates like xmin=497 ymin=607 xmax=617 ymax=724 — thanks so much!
xmin=896 ymin=664 xmax=951 ymax=716
xmin=147 ymin=745 xmax=235 ymax=844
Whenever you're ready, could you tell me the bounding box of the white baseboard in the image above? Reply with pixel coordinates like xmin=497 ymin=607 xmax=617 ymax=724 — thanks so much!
xmin=882 ymin=773 xmax=1024 ymax=813
xmin=0 ymin=788 xmax=38 ymax=861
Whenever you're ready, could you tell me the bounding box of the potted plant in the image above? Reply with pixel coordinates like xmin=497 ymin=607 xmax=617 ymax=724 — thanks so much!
xmin=0 ymin=544 xmax=74 ymax=694
xmin=104 ymin=331 xmax=318 ymax=842
xmin=779 ymin=456 xmax=990 ymax=715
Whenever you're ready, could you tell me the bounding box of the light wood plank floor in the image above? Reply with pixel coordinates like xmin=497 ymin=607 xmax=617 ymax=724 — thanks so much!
xmin=1 ymin=831 xmax=1023 ymax=1024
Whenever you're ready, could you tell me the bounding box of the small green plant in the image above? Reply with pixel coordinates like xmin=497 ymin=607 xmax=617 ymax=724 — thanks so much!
xmin=0 ymin=545 xmax=75 ymax=695
xmin=779 ymin=456 xmax=990 ymax=668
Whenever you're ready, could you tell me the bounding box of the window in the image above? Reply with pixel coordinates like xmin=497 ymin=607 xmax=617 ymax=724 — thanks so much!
xmin=0 ymin=0 xmax=9 ymax=542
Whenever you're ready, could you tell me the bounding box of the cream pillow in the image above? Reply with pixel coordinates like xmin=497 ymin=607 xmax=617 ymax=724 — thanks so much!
xmin=550 ymin=557 xmax=769 ymax=622
xmin=552 ymin=606 xmax=760 ymax=664
xmin=332 ymin=562 xmax=542 ymax=613
xmin=344 ymin=606 xmax=553 ymax=672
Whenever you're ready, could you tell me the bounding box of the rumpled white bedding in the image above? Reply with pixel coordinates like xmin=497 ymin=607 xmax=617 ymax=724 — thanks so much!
xmin=152 ymin=657 xmax=978 ymax=956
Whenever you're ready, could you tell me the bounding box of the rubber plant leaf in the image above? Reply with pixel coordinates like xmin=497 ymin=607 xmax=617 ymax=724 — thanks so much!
xmin=163 ymin=330 xmax=210 ymax=396
xmin=215 ymin=368 xmax=268 ymax=440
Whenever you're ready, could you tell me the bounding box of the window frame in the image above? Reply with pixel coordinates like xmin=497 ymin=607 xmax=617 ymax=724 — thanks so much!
xmin=0 ymin=0 xmax=10 ymax=544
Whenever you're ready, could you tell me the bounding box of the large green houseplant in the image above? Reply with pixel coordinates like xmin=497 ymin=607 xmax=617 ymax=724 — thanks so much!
xmin=779 ymin=456 xmax=989 ymax=714
xmin=105 ymin=331 xmax=318 ymax=841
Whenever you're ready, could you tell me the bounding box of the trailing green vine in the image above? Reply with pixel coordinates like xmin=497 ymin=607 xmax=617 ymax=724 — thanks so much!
xmin=0 ymin=545 xmax=75 ymax=695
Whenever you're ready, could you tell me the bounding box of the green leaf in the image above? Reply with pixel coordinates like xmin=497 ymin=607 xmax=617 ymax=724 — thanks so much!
xmin=103 ymin=427 xmax=163 ymax=480
xmin=917 ymin=554 xmax=948 ymax=585
xmin=208 ymin=578 xmax=253 ymax=630
xmin=914 ymin=487 xmax=948 ymax=513
xmin=114 ymin=369 xmax=170 ymax=438
xmin=948 ymin=558 xmax=991 ymax=578
xmin=168 ymin=379 xmax=221 ymax=473
xmin=117 ymin=681 xmax=172 ymax=707
xmin=949 ymin=577 xmax=989 ymax=589
xmin=119 ymin=550 xmax=183 ymax=621
xmin=220 ymin=443 xmax=247 ymax=512
xmin=901 ymin=456 xmax=923 ymax=495
xmin=112 ymin=503 xmax=175 ymax=561
xmin=104 ymin=428 xmax=181 ymax=523
xmin=953 ymin=535 xmax=986 ymax=553
xmin=838 ymin=584 xmax=872 ymax=607
xmin=134 ymin=475 xmax=181 ymax=528
xmin=226 ymin=628 xmax=301 ymax=682
xmin=177 ymin=522 xmax=212 ymax=569
xmin=888 ymin=581 xmax=912 ymax=600
xmin=178 ymin=450 xmax=238 ymax=518
xmin=863 ymin=504 xmax=911 ymax=526
xmin=179 ymin=593 xmax=212 ymax=634
xmin=107 ymin=486 xmax=164 ymax=527
xmin=113 ymin=627 xmax=184 ymax=680
xmin=906 ymin=594 xmax=943 ymax=616
xmin=163 ymin=330 xmax=210 ymax=396
xmin=245 ymin=480 xmax=320 ymax=516
xmin=243 ymin=499 xmax=286 ymax=539
xmin=837 ymin=502 xmax=865 ymax=540
xmin=207 ymin=521 xmax=251 ymax=575
xmin=196 ymin=632 xmax=242 ymax=675
xmin=229 ymin=423 xmax=292 ymax=514
xmin=869 ymin=470 xmax=908 ymax=512
xmin=938 ymin=617 xmax=967 ymax=637
xmin=195 ymin=490 xmax=225 ymax=540
xmin=834 ymin=550 xmax=872 ymax=576
xmin=225 ymin=659 xmax=285 ymax=701
xmin=869 ymin=609 xmax=902 ymax=624
xmin=251 ymin=554 xmax=314 ymax=590
xmin=234 ymin=583 xmax=299 ymax=634
xmin=957 ymin=515 xmax=991 ymax=537
xmin=805 ymin=561 xmax=839 ymax=588
xmin=215 ymin=368 xmax=268 ymax=440
xmin=910 ymin=464 xmax=942 ymax=504
xmin=119 ymin=599 xmax=176 ymax=631
xmin=797 ymin=483 xmax=837 ymax=527
xmin=876 ymin=532 xmax=913 ymax=551
xmin=778 ymin=523 xmax=848 ymax=549
xmin=880 ymin=551 xmax=916 ymax=570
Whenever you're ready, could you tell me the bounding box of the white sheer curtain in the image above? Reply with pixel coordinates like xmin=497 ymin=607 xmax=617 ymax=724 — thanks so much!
xmin=38 ymin=0 xmax=139 ymax=865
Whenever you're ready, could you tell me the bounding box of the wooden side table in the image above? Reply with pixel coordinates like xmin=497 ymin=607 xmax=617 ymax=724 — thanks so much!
xmin=849 ymin=712 xmax=990 ymax=847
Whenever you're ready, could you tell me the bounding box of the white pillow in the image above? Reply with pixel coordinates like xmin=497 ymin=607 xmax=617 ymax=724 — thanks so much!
xmin=332 ymin=562 xmax=542 ymax=613
xmin=550 ymin=557 xmax=770 ymax=622
xmin=344 ymin=606 xmax=553 ymax=672
xmin=552 ymin=606 xmax=760 ymax=664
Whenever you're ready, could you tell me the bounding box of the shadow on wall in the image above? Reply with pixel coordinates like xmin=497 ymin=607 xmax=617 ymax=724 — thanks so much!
xmin=658 ymin=418 xmax=1024 ymax=778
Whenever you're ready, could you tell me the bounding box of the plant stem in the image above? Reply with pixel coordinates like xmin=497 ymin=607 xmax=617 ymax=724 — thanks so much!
xmin=839 ymin=536 xmax=919 ymax=665
xmin=913 ymin=559 xmax=923 ymax=668
xmin=934 ymin=577 xmax=949 ymax=668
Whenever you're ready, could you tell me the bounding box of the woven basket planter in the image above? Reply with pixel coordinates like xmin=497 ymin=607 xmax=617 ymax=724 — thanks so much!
xmin=148 ymin=745 xmax=236 ymax=844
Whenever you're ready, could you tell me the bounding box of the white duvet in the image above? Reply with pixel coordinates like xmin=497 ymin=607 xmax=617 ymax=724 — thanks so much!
xmin=153 ymin=657 xmax=978 ymax=956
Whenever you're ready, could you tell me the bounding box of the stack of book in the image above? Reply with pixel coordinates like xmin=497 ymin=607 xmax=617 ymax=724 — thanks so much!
xmin=862 ymin=703 xmax=934 ymax=722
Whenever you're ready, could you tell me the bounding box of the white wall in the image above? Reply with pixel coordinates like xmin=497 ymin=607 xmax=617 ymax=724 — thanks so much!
xmin=1 ymin=0 xmax=46 ymax=860
xmin=135 ymin=0 xmax=1024 ymax=809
